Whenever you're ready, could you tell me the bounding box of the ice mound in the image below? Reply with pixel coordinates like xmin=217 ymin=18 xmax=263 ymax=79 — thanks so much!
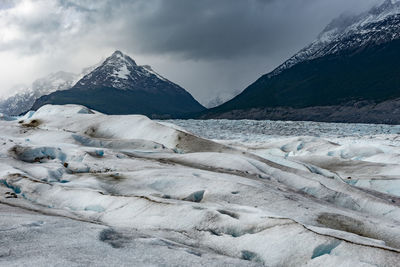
xmin=24 ymin=104 xmax=228 ymax=154
xmin=0 ymin=104 xmax=399 ymax=266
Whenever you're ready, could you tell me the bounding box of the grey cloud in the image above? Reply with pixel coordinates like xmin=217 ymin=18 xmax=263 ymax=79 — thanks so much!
xmin=0 ymin=0 xmax=381 ymax=58
xmin=58 ymin=0 xmax=93 ymax=12
xmin=0 ymin=0 xmax=384 ymax=103
xmin=0 ymin=1 xmax=14 ymax=10
xmin=103 ymin=0 xmax=381 ymax=60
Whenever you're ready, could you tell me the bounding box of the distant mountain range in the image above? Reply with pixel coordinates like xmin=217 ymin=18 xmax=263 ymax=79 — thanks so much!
xmin=0 ymin=61 xmax=102 ymax=116
xmin=0 ymin=72 xmax=79 ymax=116
xmin=3 ymin=0 xmax=400 ymax=123
xmin=204 ymin=0 xmax=400 ymax=124
xmin=30 ymin=51 xmax=205 ymax=118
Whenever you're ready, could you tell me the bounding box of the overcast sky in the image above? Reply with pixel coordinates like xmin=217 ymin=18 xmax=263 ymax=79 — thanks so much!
xmin=0 ymin=0 xmax=383 ymax=105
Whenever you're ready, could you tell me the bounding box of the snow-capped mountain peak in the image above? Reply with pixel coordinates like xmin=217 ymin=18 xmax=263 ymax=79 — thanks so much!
xmin=100 ymin=50 xmax=138 ymax=81
xmin=106 ymin=50 xmax=137 ymax=67
xmin=270 ymin=0 xmax=400 ymax=76
xmin=76 ymin=50 xmax=174 ymax=92
xmin=31 ymin=50 xmax=205 ymax=116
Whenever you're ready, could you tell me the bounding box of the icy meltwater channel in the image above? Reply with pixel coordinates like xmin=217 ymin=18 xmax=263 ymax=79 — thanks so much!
xmin=1 ymin=105 xmax=400 ymax=266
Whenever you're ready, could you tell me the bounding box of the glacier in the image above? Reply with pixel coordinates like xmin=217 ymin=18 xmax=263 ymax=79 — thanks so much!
xmin=0 ymin=105 xmax=399 ymax=266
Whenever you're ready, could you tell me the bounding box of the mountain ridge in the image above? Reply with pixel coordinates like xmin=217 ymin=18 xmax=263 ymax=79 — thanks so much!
xmin=31 ymin=51 xmax=205 ymax=118
xmin=203 ymin=0 xmax=400 ymax=124
xmin=270 ymin=0 xmax=400 ymax=77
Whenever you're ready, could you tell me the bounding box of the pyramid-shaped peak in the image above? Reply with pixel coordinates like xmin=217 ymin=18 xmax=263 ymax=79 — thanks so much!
xmin=106 ymin=50 xmax=137 ymax=66
xmin=75 ymin=50 xmax=175 ymax=90
xmin=30 ymin=50 xmax=205 ymax=116
xmin=112 ymin=50 xmax=124 ymax=56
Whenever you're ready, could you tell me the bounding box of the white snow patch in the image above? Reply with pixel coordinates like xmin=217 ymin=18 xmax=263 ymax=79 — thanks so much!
xmin=114 ymin=64 xmax=130 ymax=80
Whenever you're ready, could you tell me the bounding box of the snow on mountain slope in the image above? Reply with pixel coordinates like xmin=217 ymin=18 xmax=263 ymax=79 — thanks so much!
xmin=0 ymin=61 xmax=102 ymax=116
xmin=75 ymin=51 xmax=185 ymax=94
xmin=0 ymin=72 xmax=78 ymax=115
xmin=271 ymin=0 xmax=400 ymax=76
xmin=0 ymin=104 xmax=399 ymax=266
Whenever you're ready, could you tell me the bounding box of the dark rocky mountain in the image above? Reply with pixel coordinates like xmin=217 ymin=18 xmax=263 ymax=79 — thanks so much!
xmin=204 ymin=0 xmax=400 ymax=124
xmin=31 ymin=51 xmax=205 ymax=118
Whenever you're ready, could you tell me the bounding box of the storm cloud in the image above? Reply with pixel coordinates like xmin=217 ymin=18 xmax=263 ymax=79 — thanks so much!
xmin=0 ymin=0 xmax=383 ymax=105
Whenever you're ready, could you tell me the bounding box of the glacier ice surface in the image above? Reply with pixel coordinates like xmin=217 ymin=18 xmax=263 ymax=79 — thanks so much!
xmin=0 ymin=105 xmax=399 ymax=266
